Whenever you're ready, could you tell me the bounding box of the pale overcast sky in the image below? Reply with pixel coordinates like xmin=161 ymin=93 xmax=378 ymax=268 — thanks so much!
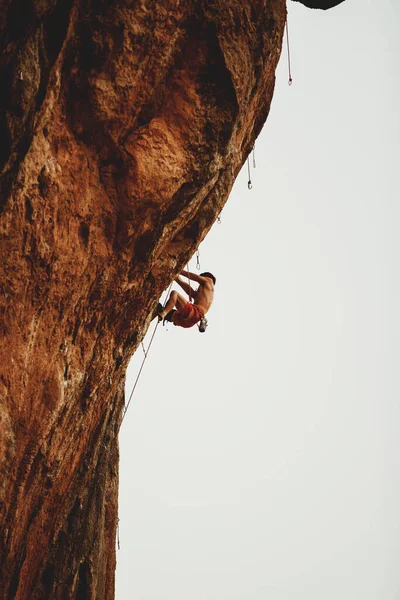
xmin=116 ymin=1 xmax=400 ymax=598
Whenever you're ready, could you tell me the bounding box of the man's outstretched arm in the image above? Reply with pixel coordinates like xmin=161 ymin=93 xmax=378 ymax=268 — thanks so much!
xmin=180 ymin=269 xmax=204 ymax=284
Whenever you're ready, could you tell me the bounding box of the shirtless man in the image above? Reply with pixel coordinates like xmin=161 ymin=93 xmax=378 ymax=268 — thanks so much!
xmin=157 ymin=270 xmax=216 ymax=329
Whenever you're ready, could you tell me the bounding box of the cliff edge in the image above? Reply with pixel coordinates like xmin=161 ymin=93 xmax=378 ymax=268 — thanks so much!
xmin=0 ymin=1 xmax=287 ymax=598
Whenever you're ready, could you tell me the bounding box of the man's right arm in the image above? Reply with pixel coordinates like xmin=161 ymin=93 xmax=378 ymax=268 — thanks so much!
xmin=180 ymin=269 xmax=205 ymax=284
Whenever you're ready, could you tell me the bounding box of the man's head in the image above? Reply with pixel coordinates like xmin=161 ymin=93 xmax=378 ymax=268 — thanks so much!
xmin=201 ymin=272 xmax=216 ymax=285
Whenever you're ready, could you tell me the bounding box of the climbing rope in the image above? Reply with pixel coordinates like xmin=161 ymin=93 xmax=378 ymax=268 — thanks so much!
xmin=187 ymin=263 xmax=192 ymax=302
xmin=247 ymin=156 xmax=252 ymax=189
xmin=117 ymin=518 xmax=120 ymax=550
xmin=121 ymin=282 xmax=173 ymax=423
xmin=285 ymin=18 xmax=293 ymax=86
xmin=247 ymin=144 xmax=257 ymax=189
xmin=121 ymin=246 xmax=205 ymax=422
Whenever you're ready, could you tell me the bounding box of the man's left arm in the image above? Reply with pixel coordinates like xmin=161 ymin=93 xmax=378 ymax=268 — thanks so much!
xmin=176 ymin=276 xmax=196 ymax=300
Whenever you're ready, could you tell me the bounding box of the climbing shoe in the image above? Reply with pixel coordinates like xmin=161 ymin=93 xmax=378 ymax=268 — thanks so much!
xmin=163 ymin=309 xmax=176 ymax=325
xmin=154 ymin=302 xmax=164 ymax=321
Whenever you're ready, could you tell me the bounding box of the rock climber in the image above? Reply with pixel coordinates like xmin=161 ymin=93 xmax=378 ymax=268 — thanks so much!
xmin=156 ymin=270 xmax=216 ymax=330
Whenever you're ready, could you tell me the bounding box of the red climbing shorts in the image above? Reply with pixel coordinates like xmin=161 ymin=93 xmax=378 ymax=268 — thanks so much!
xmin=173 ymin=302 xmax=203 ymax=328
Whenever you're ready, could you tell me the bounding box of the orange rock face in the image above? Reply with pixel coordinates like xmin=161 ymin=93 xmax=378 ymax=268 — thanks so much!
xmin=0 ymin=1 xmax=286 ymax=597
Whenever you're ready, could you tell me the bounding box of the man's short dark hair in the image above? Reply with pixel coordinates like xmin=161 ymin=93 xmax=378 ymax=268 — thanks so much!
xmin=201 ymin=272 xmax=216 ymax=285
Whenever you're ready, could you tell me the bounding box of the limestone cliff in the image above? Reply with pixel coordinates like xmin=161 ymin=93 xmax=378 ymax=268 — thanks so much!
xmin=0 ymin=1 xmax=288 ymax=598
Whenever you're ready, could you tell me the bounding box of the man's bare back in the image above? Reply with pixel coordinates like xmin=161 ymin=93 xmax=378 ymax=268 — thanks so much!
xmin=179 ymin=270 xmax=214 ymax=315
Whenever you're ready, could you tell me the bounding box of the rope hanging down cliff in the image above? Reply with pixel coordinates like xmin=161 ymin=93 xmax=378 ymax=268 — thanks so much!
xmin=285 ymin=17 xmax=293 ymax=85
xmin=121 ymin=282 xmax=173 ymax=423
xmin=121 ymin=251 xmax=208 ymax=425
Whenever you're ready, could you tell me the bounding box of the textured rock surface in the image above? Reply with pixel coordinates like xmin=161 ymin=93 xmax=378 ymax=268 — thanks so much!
xmin=0 ymin=1 xmax=286 ymax=598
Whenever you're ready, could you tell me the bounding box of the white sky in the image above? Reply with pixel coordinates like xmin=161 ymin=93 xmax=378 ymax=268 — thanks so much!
xmin=116 ymin=1 xmax=400 ymax=598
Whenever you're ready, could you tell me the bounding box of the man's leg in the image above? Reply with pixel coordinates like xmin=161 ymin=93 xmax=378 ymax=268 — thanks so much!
xmin=158 ymin=291 xmax=187 ymax=319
